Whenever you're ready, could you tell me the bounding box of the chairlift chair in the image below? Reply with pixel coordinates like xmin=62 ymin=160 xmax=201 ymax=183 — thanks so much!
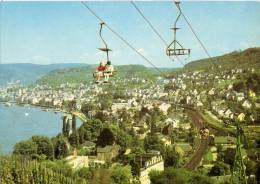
xmin=166 ymin=1 xmax=191 ymax=59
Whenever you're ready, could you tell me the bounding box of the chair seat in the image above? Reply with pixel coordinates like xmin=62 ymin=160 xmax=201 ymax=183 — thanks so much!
xmin=93 ymin=70 xmax=117 ymax=78
xmin=166 ymin=48 xmax=190 ymax=56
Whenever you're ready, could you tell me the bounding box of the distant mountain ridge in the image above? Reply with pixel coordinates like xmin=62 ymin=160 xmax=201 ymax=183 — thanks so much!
xmin=0 ymin=63 xmax=87 ymax=86
xmin=184 ymin=47 xmax=260 ymax=71
xmin=1 ymin=47 xmax=259 ymax=86
xmin=35 ymin=64 xmax=158 ymax=86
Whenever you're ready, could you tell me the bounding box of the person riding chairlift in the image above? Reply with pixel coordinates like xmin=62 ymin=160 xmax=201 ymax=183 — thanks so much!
xmin=104 ymin=61 xmax=114 ymax=83
xmin=95 ymin=62 xmax=106 ymax=82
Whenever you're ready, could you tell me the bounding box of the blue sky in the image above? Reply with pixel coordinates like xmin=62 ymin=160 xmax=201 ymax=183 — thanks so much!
xmin=1 ymin=1 xmax=260 ymax=67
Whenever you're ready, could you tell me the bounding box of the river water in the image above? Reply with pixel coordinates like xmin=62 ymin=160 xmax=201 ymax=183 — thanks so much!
xmin=0 ymin=103 xmax=71 ymax=154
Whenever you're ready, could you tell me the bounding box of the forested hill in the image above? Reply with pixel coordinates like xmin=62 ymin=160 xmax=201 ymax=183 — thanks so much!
xmin=184 ymin=47 xmax=260 ymax=71
xmin=0 ymin=63 xmax=86 ymax=86
xmin=35 ymin=64 xmax=159 ymax=86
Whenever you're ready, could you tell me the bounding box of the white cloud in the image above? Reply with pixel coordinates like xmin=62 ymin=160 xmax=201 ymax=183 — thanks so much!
xmin=137 ymin=48 xmax=147 ymax=56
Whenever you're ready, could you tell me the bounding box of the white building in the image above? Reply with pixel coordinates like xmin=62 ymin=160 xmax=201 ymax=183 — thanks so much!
xmin=139 ymin=154 xmax=164 ymax=184
xmin=66 ymin=155 xmax=89 ymax=170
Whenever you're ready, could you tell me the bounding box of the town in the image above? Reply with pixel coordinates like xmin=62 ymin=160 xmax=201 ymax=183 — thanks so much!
xmin=1 ymin=63 xmax=259 ymax=184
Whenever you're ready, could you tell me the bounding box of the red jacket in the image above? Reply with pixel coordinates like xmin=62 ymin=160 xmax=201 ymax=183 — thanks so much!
xmin=97 ymin=65 xmax=106 ymax=72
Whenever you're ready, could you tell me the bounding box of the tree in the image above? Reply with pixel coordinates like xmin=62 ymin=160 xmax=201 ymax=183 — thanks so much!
xmin=149 ymin=170 xmax=163 ymax=184
xmin=222 ymin=148 xmax=236 ymax=168
xmin=256 ymin=163 xmax=260 ymax=184
xmin=129 ymin=158 xmax=141 ymax=177
xmin=144 ymin=134 xmax=163 ymax=151
xmin=81 ymin=102 xmax=96 ymax=115
xmin=78 ymin=126 xmax=91 ymax=144
xmin=54 ymin=136 xmax=69 ymax=159
xmin=62 ymin=116 xmax=67 ymax=136
xmin=244 ymin=159 xmax=257 ymax=176
xmin=111 ymin=165 xmax=133 ymax=184
xmin=164 ymin=146 xmax=181 ymax=168
xmin=90 ymin=168 xmax=112 ymax=184
xmin=78 ymin=119 xmax=103 ymax=143
xmin=72 ymin=114 xmax=77 ymax=133
xmin=115 ymin=129 xmax=132 ymax=149
xmin=99 ymin=95 xmax=113 ymax=111
xmin=13 ymin=140 xmax=37 ymax=156
xmin=68 ymin=131 xmax=79 ymax=147
xmin=187 ymin=128 xmax=196 ymax=144
xmin=149 ymin=168 xmax=213 ymax=184
xmin=31 ymin=136 xmax=54 ymax=160
xmin=208 ymin=161 xmax=230 ymax=176
xmin=62 ymin=117 xmax=71 ymax=137
xmin=96 ymin=128 xmax=115 ymax=147
xmin=74 ymin=167 xmax=92 ymax=180
xmin=67 ymin=100 xmax=77 ymax=111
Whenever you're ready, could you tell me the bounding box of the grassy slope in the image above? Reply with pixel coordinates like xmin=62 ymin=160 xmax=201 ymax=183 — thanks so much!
xmin=184 ymin=47 xmax=260 ymax=71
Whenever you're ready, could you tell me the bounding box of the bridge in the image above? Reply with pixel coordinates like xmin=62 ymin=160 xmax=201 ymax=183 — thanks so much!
xmin=71 ymin=111 xmax=88 ymax=122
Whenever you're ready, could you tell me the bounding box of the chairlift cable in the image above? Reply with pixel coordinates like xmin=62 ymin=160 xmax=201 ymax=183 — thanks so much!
xmin=130 ymin=1 xmax=186 ymax=67
xmin=81 ymin=1 xmax=167 ymax=78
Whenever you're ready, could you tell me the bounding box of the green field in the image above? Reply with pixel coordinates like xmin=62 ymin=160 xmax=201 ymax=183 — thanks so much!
xmin=200 ymin=111 xmax=235 ymax=135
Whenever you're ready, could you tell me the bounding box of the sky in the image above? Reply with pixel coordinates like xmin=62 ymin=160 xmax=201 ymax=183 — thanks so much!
xmin=0 ymin=1 xmax=260 ymax=68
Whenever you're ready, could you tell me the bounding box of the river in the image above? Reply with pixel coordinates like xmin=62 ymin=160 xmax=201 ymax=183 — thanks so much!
xmin=0 ymin=103 xmax=80 ymax=154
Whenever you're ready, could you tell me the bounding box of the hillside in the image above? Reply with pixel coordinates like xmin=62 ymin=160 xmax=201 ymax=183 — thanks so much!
xmin=35 ymin=64 xmax=157 ymax=86
xmin=184 ymin=47 xmax=260 ymax=71
xmin=0 ymin=63 xmax=86 ymax=86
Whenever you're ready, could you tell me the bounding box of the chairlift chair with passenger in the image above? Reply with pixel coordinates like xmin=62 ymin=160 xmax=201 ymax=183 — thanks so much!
xmin=93 ymin=22 xmax=116 ymax=81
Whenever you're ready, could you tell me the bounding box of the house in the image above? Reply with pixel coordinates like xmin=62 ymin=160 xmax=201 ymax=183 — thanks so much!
xmin=66 ymin=154 xmax=89 ymax=170
xmin=158 ymin=103 xmax=171 ymax=115
xmin=208 ymin=88 xmax=215 ymax=95
xmin=242 ymin=100 xmax=252 ymax=109
xmin=238 ymin=113 xmax=245 ymax=122
xmin=186 ymin=96 xmax=192 ymax=105
xmin=181 ymin=84 xmax=187 ymax=90
xmin=217 ymin=109 xmax=225 ymax=117
xmin=224 ymin=109 xmax=233 ymax=119
xmin=88 ymin=110 xmax=97 ymax=119
xmin=96 ymin=145 xmax=120 ymax=162
xmin=157 ymin=134 xmax=171 ymax=146
xmin=82 ymin=141 xmax=96 ymax=151
xmin=165 ymin=118 xmax=179 ymax=129
xmin=111 ymin=103 xmax=131 ymax=112
xmin=236 ymin=92 xmax=245 ymax=102
xmin=196 ymin=101 xmax=203 ymax=107
xmin=249 ymin=90 xmax=256 ymax=98
xmin=136 ymin=128 xmax=149 ymax=140
xmin=227 ymin=84 xmax=233 ymax=90
xmin=53 ymin=99 xmax=62 ymax=107
xmin=88 ymin=156 xmax=106 ymax=168
xmin=179 ymin=123 xmax=191 ymax=130
xmin=137 ymin=151 xmax=164 ymax=184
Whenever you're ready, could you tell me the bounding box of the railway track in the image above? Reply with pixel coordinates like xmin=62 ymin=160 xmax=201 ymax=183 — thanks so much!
xmin=183 ymin=108 xmax=225 ymax=170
